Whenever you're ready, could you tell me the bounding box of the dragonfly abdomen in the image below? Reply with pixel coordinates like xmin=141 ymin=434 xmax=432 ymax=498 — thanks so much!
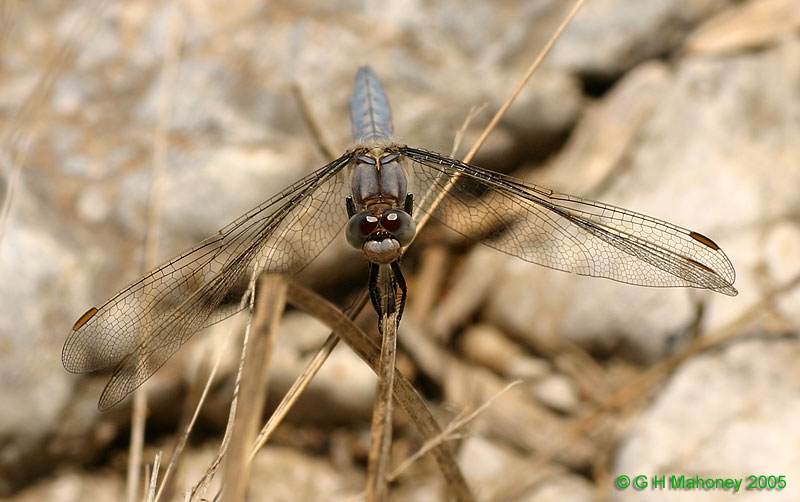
xmin=350 ymin=66 xmax=394 ymax=144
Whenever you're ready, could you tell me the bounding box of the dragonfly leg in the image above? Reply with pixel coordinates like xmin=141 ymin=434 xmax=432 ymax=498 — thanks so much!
xmin=391 ymin=260 xmax=407 ymax=326
xmin=403 ymin=193 xmax=414 ymax=216
xmin=346 ymin=196 xmax=357 ymax=218
xmin=368 ymin=262 xmax=383 ymax=331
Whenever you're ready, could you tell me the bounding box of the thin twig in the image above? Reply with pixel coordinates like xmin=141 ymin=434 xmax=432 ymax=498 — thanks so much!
xmin=414 ymin=0 xmax=585 ymax=235
xmin=463 ymin=0 xmax=586 ymax=164
xmin=564 ymin=273 xmax=800 ymax=439
xmin=153 ymin=303 xmax=241 ymax=502
xmin=127 ymin=6 xmax=183 ymax=502
xmin=146 ymin=452 xmax=162 ymax=502
xmin=285 ymin=280 xmax=475 ymax=502
xmin=221 ymin=274 xmax=287 ymax=502
xmin=450 ymin=104 xmax=487 ymax=157
xmin=188 ymin=272 xmax=258 ymax=501
xmin=250 ymin=290 xmax=369 ymax=457
xmin=388 ymin=381 xmax=520 ymax=481
xmin=365 ymin=313 xmax=397 ymax=501
xmin=366 ymin=266 xmax=400 ymax=501
xmin=0 ymin=137 xmax=28 ymax=244
xmin=247 ymin=80 xmax=360 ymax=461
xmin=292 ymin=83 xmax=339 ymax=161
xmin=405 ymin=104 xmax=485 ymax=322
xmin=128 ymin=393 xmax=147 ymax=502
xmin=0 ymin=3 xmax=106 ymax=243
xmin=490 ymin=274 xmax=800 ymax=500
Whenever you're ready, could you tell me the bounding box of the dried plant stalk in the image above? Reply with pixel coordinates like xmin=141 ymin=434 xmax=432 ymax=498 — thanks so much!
xmin=128 ymin=7 xmax=184 ymax=502
xmin=286 ymin=279 xmax=475 ymax=502
xmin=221 ymin=274 xmax=287 ymax=501
xmin=250 ymin=290 xmax=369 ymax=458
xmin=366 ymin=266 xmax=400 ymax=501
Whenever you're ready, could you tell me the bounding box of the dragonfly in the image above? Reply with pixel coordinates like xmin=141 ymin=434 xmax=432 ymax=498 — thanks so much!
xmin=63 ymin=66 xmax=737 ymax=410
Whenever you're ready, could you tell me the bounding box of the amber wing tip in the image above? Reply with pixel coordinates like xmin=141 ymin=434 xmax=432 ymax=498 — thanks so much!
xmin=689 ymin=231 xmax=721 ymax=251
xmin=72 ymin=307 xmax=98 ymax=331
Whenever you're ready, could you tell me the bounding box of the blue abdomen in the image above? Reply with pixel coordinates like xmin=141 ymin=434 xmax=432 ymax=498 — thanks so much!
xmin=350 ymin=67 xmax=394 ymax=144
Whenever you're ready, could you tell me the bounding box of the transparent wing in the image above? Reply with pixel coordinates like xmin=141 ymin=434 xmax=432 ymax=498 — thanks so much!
xmin=400 ymin=146 xmax=737 ymax=296
xmin=63 ymin=152 xmax=353 ymax=410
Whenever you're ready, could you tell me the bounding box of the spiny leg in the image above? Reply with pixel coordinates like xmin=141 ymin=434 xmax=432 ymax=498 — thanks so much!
xmin=368 ymin=262 xmax=384 ymax=332
xmin=391 ymin=261 xmax=407 ymax=326
xmin=403 ymin=193 xmax=414 ymax=216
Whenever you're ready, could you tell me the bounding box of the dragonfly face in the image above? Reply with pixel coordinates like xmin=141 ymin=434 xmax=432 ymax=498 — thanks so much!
xmin=64 ymin=65 xmax=737 ymax=410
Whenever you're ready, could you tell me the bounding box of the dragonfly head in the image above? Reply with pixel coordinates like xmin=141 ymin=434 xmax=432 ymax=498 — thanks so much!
xmin=346 ymin=208 xmax=416 ymax=264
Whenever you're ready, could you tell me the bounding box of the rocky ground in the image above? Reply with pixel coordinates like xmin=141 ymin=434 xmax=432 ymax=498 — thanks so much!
xmin=1 ymin=0 xmax=799 ymax=500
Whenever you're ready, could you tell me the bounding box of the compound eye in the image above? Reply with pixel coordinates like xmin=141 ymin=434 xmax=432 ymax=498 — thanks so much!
xmin=380 ymin=209 xmax=416 ymax=247
xmin=346 ymin=211 xmax=379 ymax=249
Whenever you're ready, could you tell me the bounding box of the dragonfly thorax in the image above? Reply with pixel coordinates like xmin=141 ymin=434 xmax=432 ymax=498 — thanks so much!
xmin=348 ymin=148 xmax=407 ymax=208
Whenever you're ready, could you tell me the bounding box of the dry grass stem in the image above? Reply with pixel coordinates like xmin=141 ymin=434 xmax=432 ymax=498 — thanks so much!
xmin=188 ymin=273 xmax=259 ymax=501
xmin=422 ymin=0 xmax=587 ymax=244
xmin=388 ymin=381 xmax=521 ymax=482
xmin=450 ymin=104 xmax=487 ymax=157
xmin=684 ymin=0 xmax=800 ymax=55
xmin=153 ymin=313 xmax=240 ymax=502
xmin=413 ymin=0 xmax=583 ymax=237
xmin=246 ymin=79 xmax=373 ymax=456
xmin=412 ymin=0 xmax=585 ymax=235
xmin=221 ymin=274 xmax=287 ymax=501
xmin=463 ymin=0 xmax=586 ymax=163
xmin=127 ymin=7 xmax=184 ymax=502
xmin=250 ymin=333 xmax=336 ymax=453
xmin=490 ymin=274 xmax=800 ymax=500
xmin=0 ymin=2 xmax=105 ymax=243
xmin=408 ymin=244 xmax=448 ymax=322
xmin=251 ymin=335 xmax=339 ymax=454
xmin=127 ymin=392 xmax=147 ymax=502
xmin=145 ymin=452 xmax=162 ymax=502
xmin=366 ymin=308 xmax=399 ymax=501
xmin=285 ymin=279 xmax=474 ymax=501
xmin=0 ymin=139 xmax=28 ymax=244
xmin=250 ymin=289 xmax=369 ymax=457
xmin=569 ymin=272 xmax=800 ymax=437
xmin=292 ymin=83 xmax=339 ymax=161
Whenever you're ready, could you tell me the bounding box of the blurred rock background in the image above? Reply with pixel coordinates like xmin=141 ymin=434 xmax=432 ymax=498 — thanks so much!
xmin=0 ymin=0 xmax=799 ymax=500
